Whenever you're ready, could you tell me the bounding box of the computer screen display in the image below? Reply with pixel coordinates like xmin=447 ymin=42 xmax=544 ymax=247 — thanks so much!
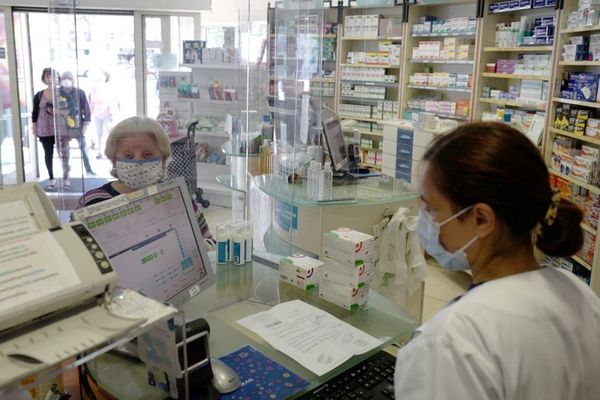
xmin=73 ymin=178 xmax=214 ymax=306
xmin=322 ymin=116 xmax=348 ymax=172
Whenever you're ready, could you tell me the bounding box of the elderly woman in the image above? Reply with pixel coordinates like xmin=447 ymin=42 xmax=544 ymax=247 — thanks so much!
xmin=78 ymin=116 xmax=213 ymax=242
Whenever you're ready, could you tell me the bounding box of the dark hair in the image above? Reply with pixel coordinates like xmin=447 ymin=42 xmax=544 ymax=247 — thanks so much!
xmin=41 ymin=67 xmax=59 ymax=84
xmin=424 ymin=122 xmax=583 ymax=257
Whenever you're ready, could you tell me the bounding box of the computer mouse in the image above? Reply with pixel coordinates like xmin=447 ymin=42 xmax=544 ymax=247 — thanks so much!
xmin=211 ymin=357 xmax=241 ymax=394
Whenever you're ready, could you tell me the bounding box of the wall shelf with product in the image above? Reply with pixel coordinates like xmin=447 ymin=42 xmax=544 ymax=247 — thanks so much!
xmin=542 ymin=0 xmax=600 ymax=294
xmin=336 ymin=5 xmax=405 ymax=171
xmin=474 ymin=0 xmax=558 ymax=144
xmin=389 ymin=0 xmax=478 ymax=185
xmin=400 ymin=1 xmax=479 ymax=128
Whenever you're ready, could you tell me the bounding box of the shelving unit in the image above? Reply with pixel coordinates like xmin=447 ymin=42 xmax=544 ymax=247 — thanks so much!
xmin=474 ymin=1 xmax=558 ymax=133
xmin=335 ymin=4 xmax=405 ymax=171
xmin=542 ymin=1 xmax=600 ymax=293
xmin=400 ymin=1 xmax=478 ymax=124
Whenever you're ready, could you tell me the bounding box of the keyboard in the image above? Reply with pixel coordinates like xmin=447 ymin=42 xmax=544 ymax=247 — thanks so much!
xmin=292 ymin=350 xmax=396 ymax=400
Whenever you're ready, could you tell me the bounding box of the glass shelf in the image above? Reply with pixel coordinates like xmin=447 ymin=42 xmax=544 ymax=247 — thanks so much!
xmin=254 ymin=174 xmax=419 ymax=208
xmin=221 ymin=141 xmax=260 ymax=158
xmin=216 ymin=174 xmax=246 ymax=193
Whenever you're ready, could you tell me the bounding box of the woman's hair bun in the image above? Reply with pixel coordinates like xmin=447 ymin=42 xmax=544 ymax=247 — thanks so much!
xmin=536 ymin=199 xmax=584 ymax=257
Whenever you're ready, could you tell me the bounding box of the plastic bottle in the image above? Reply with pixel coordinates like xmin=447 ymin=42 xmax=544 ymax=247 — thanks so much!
xmin=318 ymin=161 xmax=332 ymax=201
xmin=307 ymin=161 xmax=316 ymax=198
xmin=261 ymin=114 xmax=274 ymax=142
xmin=232 ymin=225 xmax=245 ymax=265
xmin=312 ymin=162 xmax=322 ymax=200
xmin=216 ymin=223 xmax=231 ymax=264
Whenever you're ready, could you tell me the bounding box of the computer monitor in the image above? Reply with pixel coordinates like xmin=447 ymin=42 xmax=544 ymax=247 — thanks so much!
xmin=72 ymin=177 xmax=214 ymax=307
xmin=322 ymin=114 xmax=349 ymax=172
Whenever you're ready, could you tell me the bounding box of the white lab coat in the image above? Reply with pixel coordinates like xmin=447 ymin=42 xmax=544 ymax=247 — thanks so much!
xmin=394 ymin=267 xmax=600 ymax=400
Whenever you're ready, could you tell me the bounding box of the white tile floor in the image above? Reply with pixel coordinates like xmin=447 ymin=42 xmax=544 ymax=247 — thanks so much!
xmin=202 ymin=206 xmax=472 ymax=323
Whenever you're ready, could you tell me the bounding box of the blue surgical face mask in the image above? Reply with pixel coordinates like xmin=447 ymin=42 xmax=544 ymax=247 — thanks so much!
xmin=416 ymin=206 xmax=478 ymax=271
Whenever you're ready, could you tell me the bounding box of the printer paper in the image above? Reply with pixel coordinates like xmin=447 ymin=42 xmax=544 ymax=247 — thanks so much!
xmin=0 ymin=231 xmax=81 ymax=314
xmin=237 ymin=300 xmax=382 ymax=376
xmin=0 ymin=200 xmax=39 ymax=241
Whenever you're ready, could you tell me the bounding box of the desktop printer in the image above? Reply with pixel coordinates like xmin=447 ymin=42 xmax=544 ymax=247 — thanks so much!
xmin=0 ymin=183 xmax=144 ymax=387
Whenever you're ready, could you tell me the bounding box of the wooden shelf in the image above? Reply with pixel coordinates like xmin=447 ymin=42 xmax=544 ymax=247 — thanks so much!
xmin=341 ymin=80 xmax=398 ymax=87
xmin=561 ymin=25 xmax=600 ymax=34
xmin=408 ymin=85 xmax=471 ymax=93
xmin=550 ymin=170 xmax=600 ymax=194
xmin=549 ymin=128 xmax=600 ymax=146
xmin=340 ymin=97 xmax=385 ymax=104
xmin=483 ymin=46 xmax=553 ymax=52
xmin=408 ymin=59 xmax=474 ymax=64
xmin=411 ymin=32 xmax=476 ymax=38
xmin=309 ymin=77 xmax=336 ymax=83
xmin=340 ymin=63 xmax=401 ymax=68
xmin=340 ymin=116 xmax=389 ymax=123
xmin=488 ymin=5 xmax=554 ymax=14
xmin=552 ymin=97 xmax=600 ymax=109
xmin=480 ymin=72 xmax=550 ymax=81
xmin=558 ymin=61 xmax=600 ymax=66
xmin=342 ymin=128 xmax=384 ymax=137
xmin=479 ymin=97 xmax=546 ymax=110
xmin=406 ymin=108 xmax=469 ymax=121
xmin=341 ymin=36 xmax=402 ymax=41
xmin=572 ymin=255 xmax=593 ymax=272
xmin=581 ymin=222 xmax=597 ymax=235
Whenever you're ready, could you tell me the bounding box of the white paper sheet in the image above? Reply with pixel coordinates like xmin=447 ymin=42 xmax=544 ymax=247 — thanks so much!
xmin=236 ymin=300 xmax=382 ymax=376
xmin=0 ymin=201 xmax=39 ymax=241
xmin=0 ymin=231 xmax=81 ymax=314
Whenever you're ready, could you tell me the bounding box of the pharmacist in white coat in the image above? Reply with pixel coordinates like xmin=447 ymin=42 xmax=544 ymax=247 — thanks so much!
xmin=394 ymin=122 xmax=600 ymax=400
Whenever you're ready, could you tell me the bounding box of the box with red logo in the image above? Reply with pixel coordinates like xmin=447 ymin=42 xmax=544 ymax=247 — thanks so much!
xmin=321 ymin=256 xmax=371 ymax=289
xmin=279 ymin=253 xmax=323 ymax=290
xmin=319 ymin=278 xmax=369 ymax=311
xmin=323 ymin=228 xmax=375 ymax=268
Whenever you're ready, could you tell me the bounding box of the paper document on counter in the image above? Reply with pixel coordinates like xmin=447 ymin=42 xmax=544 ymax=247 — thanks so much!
xmin=0 ymin=231 xmax=81 ymax=314
xmin=236 ymin=299 xmax=382 ymax=376
xmin=0 ymin=200 xmax=39 ymax=241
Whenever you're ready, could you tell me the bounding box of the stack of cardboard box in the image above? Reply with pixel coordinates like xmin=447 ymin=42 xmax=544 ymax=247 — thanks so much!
xmin=319 ymin=228 xmax=375 ymax=310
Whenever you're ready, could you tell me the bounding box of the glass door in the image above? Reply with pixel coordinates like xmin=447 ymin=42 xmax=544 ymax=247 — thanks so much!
xmin=13 ymin=8 xmax=135 ymax=211
xmin=0 ymin=10 xmax=17 ymax=185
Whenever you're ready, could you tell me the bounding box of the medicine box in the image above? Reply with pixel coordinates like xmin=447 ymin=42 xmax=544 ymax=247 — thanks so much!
xmin=279 ymin=253 xmax=323 ymax=290
xmin=323 ymin=227 xmax=375 ymax=267
xmin=322 ymin=256 xmax=372 ymax=288
xmin=319 ymin=278 xmax=369 ymax=310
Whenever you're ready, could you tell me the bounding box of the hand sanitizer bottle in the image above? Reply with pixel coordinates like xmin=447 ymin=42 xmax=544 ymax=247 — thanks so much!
xmin=232 ymin=225 xmax=245 ymax=265
xmin=216 ymin=223 xmax=230 ymax=264
xmin=318 ymin=161 xmax=333 ymax=201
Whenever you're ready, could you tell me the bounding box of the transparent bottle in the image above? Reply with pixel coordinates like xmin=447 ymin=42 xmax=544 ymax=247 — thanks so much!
xmin=312 ymin=162 xmax=322 ymax=200
xmin=318 ymin=161 xmax=333 ymax=201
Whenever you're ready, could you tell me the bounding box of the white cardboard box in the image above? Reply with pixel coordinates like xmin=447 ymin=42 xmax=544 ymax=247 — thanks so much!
xmin=323 ymin=227 xmax=375 ymax=267
xmin=322 ymin=256 xmax=371 ymax=288
xmin=319 ymin=278 xmax=369 ymax=310
xmin=279 ymin=253 xmax=323 ymax=290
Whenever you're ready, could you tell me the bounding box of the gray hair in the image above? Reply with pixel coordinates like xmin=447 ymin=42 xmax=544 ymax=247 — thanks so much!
xmin=105 ymin=116 xmax=172 ymax=178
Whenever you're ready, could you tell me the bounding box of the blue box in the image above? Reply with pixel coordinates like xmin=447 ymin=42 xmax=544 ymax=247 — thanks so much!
xmin=520 ymin=0 xmax=531 ymax=6
xmin=572 ymin=73 xmax=599 ymax=102
xmin=509 ymin=0 xmax=519 ymax=8
xmin=489 ymin=3 xmax=499 ymax=12
xmin=499 ymin=2 xmax=510 ymax=11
